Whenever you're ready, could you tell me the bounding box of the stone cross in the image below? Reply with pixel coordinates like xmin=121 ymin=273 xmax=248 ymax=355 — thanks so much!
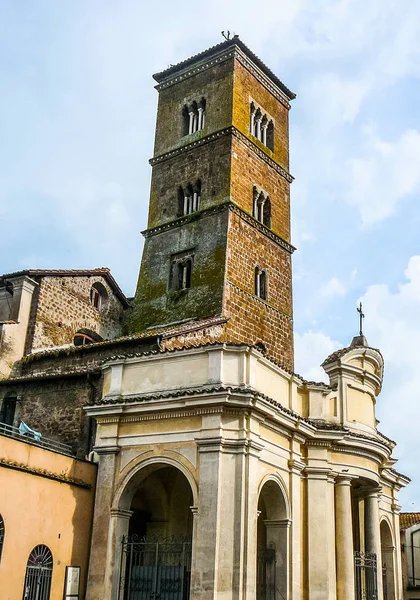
xmin=357 ymin=302 xmax=365 ymax=336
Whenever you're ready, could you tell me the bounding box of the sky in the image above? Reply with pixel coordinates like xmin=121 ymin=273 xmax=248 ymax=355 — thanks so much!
xmin=1 ymin=0 xmax=420 ymax=508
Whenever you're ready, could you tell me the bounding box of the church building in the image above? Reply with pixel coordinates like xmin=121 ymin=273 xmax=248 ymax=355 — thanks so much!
xmin=0 ymin=36 xmax=409 ymax=600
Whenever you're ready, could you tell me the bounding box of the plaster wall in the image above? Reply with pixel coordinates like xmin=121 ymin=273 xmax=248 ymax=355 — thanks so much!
xmin=0 ymin=436 xmax=96 ymax=600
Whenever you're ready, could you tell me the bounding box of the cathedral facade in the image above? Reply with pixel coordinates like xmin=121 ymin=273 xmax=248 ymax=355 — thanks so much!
xmin=0 ymin=37 xmax=409 ymax=600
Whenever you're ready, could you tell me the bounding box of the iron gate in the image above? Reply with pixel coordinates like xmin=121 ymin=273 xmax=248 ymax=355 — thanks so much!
xmin=120 ymin=535 xmax=192 ymax=600
xmin=354 ymin=551 xmax=378 ymax=600
xmin=22 ymin=545 xmax=53 ymax=600
xmin=257 ymin=544 xmax=276 ymax=600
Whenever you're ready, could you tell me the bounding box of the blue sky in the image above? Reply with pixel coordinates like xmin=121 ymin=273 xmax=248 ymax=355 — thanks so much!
xmin=2 ymin=0 xmax=420 ymax=508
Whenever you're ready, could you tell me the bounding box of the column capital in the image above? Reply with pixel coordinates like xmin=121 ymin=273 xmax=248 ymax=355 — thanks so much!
xmin=110 ymin=508 xmax=133 ymax=520
xmin=364 ymin=486 xmax=382 ymax=499
xmin=335 ymin=474 xmax=357 ymax=487
xmin=94 ymin=444 xmax=121 ymax=455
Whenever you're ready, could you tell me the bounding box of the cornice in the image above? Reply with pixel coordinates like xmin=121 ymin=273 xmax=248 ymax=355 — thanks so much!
xmin=142 ymin=201 xmax=295 ymax=254
xmin=0 ymin=457 xmax=93 ymax=488
xmin=154 ymin=45 xmax=292 ymax=108
xmin=149 ymin=126 xmax=294 ymax=183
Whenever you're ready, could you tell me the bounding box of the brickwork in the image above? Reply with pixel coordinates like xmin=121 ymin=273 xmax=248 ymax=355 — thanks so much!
xmin=223 ymin=210 xmax=293 ymax=369
xmin=232 ymin=58 xmax=290 ymax=171
xmin=130 ymin=40 xmax=295 ymax=369
xmin=230 ymin=135 xmax=291 ymax=241
xmin=153 ymin=59 xmax=234 ymax=157
xmin=148 ymin=135 xmax=232 ymax=229
xmin=28 ymin=275 xmax=125 ymax=351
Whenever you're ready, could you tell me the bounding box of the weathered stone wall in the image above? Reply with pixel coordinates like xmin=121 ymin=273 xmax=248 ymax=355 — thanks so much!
xmin=153 ymin=58 xmax=234 ymax=157
xmin=148 ymin=134 xmax=232 ymax=229
xmin=27 ymin=275 xmax=125 ymax=351
xmin=128 ymin=208 xmax=229 ymax=333
xmin=224 ymin=210 xmax=294 ymax=370
xmin=232 ymin=57 xmax=290 ymax=171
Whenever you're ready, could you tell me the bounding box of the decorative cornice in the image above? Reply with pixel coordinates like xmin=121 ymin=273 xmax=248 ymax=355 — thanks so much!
xmin=0 ymin=457 xmax=93 ymax=488
xmin=149 ymin=126 xmax=294 ymax=183
xmin=153 ymin=43 xmax=293 ymax=107
xmin=142 ymin=201 xmax=295 ymax=254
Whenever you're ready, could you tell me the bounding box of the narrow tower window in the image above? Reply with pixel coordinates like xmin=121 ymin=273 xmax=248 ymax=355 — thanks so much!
xmin=249 ymin=102 xmax=274 ymax=150
xmin=255 ymin=267 xmax=267 ymax=300
xmin=253 ymin=186 xmax=271 ymax=228
xmin=182 ymin=98 xmax=206 ymax=137
xmin=170 ymin=253 xmax=194 ymax=290
xmin=178 ymin=180 xmax=202 ymax=216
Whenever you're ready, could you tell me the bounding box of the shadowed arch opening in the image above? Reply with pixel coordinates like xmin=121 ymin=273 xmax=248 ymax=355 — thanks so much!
xmin=118 ymin=462 xmax=194 ymax=600
xmin=257 ymin=478 xmax=290 ymax=600
xmin=381 ymin=519 xmax=395 ymax=600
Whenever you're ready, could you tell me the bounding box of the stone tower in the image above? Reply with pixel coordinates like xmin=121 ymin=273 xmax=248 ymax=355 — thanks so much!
xmin=128 ymin=37 xmax=296 ymax=370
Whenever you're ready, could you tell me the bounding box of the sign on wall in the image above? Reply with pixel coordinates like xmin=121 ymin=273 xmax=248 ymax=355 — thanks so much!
xmin=64 ymin=566 xmax=80 ymax=600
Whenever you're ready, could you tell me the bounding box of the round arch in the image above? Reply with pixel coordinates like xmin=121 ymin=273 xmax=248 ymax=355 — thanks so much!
xmin=380 ymin=518 xmax=396 ymax=600
xmin=257 ymin=472 xmax=291 ymax=521
xmin=113 ymin=454 xmax=198 ymax=512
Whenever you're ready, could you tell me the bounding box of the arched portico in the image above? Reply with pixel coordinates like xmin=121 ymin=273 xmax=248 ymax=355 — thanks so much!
xmin=380 ymin=518 xmax=396 ymax=600
xmin=106 ymin=458 xmax=197 ymax=600
xmin=257 ymin=476 xmax=290 ymax=600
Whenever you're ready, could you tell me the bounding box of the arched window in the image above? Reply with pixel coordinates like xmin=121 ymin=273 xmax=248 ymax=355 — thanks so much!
xmin=90 ymin=282 xmax=108 ymax=312
xmin=253 ymin=187 xmax=271 ymax=228
xmin=22 ymin=545 xmax=53 ymax=600
xmin=255 ymin=267 xmax=267 ymax=300
xmin=249 ymin=102 xmax=274 ymax=150
xmin=73 ymin=329 xmax=103 ymax=347
xmin=170 ymin=253 xmax=194 ymax=290
xmin=263 ymin=198 xmax=271 ymax=228
xmin=0 ymin=515 xmax=4 ymax=562
xmin=178 ymin=180 xmax=202 ymax=216
xmin=0 ymin=393 xmax=17 ymax=427
xmin=181 ymin=98 xmax=206 ymax=137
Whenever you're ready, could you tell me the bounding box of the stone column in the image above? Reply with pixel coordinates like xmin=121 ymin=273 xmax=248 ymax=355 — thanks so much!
xmin=106 ymin=508 xmax=133 ymax=600
xmin=86 ymin=445 xmax=120 ymax=600
xmin=335 ymin=476 xmax=355 ymax=600
xmin=365 ymin=488 xmax=383 ymax=600
xmin=305 ymin=445 xmax=336 ymax=600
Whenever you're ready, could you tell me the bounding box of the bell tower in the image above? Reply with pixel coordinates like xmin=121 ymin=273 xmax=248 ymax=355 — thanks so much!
xmin=128 ymin=37 xmax=296 ymax=370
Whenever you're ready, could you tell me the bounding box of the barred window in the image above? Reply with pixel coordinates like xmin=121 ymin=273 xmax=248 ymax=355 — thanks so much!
xmin=0 ymin=515 xmax=4 ymax=562
xmin=23 ymin=545 xmax=53 ymax=600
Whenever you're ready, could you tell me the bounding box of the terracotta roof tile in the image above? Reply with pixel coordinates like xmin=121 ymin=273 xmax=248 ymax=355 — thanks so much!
xmin=400 ymin=513 xmax=420 ymax=530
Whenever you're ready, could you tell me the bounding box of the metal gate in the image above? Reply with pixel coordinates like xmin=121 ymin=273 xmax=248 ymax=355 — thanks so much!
xmin=354 ymin=551 xmax=378 ymax=600
xmin=22 ymin=545 xmax=53 ymax=600
xmin=120 ymin=535 xmax=192 ymax=600
xmin=257 ymin=544 xmax=276 ymax=600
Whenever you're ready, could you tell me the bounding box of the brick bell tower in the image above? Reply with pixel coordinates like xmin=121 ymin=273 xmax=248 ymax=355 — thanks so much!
xmin=128 ymin=36 xmax=296 ymax=370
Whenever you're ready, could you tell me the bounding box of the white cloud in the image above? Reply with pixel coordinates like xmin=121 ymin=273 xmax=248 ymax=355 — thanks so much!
xmin=359 ymin=256 xmax=420 ymax=505
xmin=320 ymin=276 xmax=347 ymax=298
xmin=347 ymin=129 xmax=420 ymax=224
xmin=294 ymin=330 xmax=341 ymax=382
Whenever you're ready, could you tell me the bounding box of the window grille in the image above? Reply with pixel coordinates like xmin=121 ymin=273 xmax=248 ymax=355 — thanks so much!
xmin=22 ymin=545 xmax=53 ymax=600
xmin=0 ymin=515 xmax=4 ymax=562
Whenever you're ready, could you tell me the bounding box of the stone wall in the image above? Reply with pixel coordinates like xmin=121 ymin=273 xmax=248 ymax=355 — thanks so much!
xmin=27 ymin=274 xmax=125 ymax=352
xmin=224 ymin=209 xmax=294 ymax=370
